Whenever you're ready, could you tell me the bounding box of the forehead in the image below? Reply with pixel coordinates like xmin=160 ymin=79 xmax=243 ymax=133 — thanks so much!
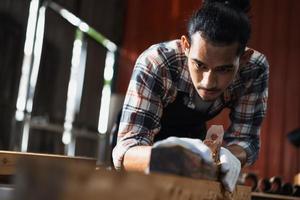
xmin=189 ymin=32 xmax=239 ymax=64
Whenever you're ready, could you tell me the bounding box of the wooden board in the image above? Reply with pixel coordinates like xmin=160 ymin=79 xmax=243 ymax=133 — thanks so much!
xmin=12 ymin=157 xmax=251 ymax=200
xmin=0 ymin=151 xmax=96 ymax=175
xmin=0 ymin=151 xmax=252 ymax=199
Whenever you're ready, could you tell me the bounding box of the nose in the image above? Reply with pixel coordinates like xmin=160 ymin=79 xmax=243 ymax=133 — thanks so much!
xmin=200 ymin=70 xmax=217 ymax=89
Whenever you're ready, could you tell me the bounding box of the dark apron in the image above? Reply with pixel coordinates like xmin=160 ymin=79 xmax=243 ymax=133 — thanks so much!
xmin=154 ymin=92 xmax=208 ymax=142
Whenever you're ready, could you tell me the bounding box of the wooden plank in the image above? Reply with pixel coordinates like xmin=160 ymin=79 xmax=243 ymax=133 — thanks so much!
xmin=0 ymin=151 xmax=96 ymax=176
xmin=13 ymin=157 xmax=251 ymax=200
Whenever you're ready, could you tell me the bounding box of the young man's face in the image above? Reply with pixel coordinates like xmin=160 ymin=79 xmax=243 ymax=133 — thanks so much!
xmin=182 ymin=32 xmax=241 ymax=101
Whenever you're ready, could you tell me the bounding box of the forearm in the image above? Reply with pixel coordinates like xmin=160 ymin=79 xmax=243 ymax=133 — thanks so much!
xmin=123 ymin=146 xmax=152 ymax=171
xmin=226 ymin=144 xmax=247 ymax=167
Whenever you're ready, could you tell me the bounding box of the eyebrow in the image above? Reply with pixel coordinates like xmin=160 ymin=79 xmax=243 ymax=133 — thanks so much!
xmin=191 ymin=58 xmax=234 ymax=69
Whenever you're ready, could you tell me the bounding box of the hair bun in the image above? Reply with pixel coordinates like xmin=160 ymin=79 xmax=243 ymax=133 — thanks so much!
xmin=203 ymin=0 xmax=251 ymax=12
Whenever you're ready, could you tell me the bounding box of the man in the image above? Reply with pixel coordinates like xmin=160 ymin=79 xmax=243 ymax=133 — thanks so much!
xmin=113 ymin=0 xmax=269 ymax=192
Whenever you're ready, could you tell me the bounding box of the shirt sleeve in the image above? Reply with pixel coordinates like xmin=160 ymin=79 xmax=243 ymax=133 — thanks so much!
xmin=112 ymin=50 xmax=169 ymax=170
xmin=224 ymin=55 xmax=269 ymax=166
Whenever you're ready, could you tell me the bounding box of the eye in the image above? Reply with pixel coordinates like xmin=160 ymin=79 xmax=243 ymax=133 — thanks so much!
xmin=193 ymin=61 xmax=207 ymax=70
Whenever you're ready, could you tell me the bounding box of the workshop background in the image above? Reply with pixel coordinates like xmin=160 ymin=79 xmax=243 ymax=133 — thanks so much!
xmin=0 ymin=0 xmax=299 ymax=184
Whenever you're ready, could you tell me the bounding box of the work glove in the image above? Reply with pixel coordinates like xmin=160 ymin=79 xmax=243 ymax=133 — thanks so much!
xmin=219 ymin=147 xmax=241 ymax=192
xmin=152 ymin=137 xmax=214 ymax=165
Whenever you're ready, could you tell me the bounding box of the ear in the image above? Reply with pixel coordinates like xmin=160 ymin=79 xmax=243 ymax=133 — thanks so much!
xmin=181 ymin=35 xmax=190 ymax=56
xmin=240 ymin=48 xmax=254 ymax=65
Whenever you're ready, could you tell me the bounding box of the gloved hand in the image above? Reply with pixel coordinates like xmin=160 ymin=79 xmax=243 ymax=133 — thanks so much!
xmin=152 ymin=137 xmax=213 ymax=164
xmin=219 ymin=147 xmax=241 ymax=192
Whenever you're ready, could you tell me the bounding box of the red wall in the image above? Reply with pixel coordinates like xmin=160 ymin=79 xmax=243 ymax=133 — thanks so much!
xmin=116 ymin=0 xmax=300 ymax=182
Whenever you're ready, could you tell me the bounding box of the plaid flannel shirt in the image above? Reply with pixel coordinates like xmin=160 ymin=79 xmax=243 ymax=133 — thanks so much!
xmin=112 ymin=40 xmax=269 ymax=169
